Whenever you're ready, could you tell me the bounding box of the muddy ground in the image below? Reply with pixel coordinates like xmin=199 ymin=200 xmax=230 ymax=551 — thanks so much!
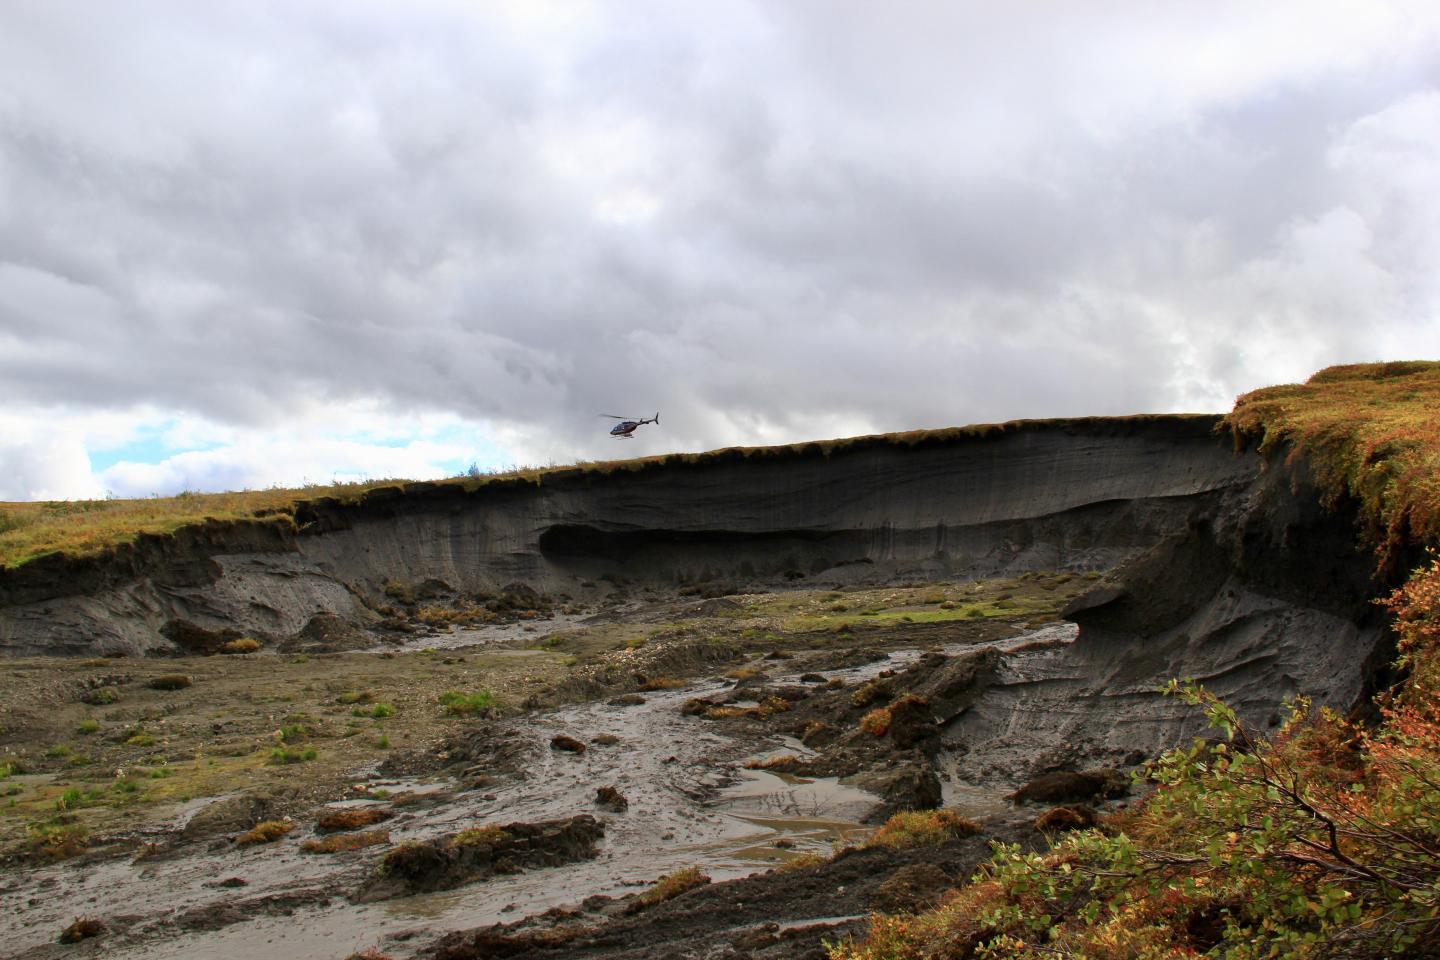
xmin=1 ymin=573 xmax=1107 ymax=959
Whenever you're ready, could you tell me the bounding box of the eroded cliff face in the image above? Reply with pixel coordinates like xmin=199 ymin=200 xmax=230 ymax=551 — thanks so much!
xmin=0 ymin=415 xmax=1389 ymax=783
xmin=0 ymin=416 xmax=1247 ymax=657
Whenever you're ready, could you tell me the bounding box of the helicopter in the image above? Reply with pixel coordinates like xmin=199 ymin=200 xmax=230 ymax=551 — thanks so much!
xmin=600 ymin=412 xmax=659 ymax=438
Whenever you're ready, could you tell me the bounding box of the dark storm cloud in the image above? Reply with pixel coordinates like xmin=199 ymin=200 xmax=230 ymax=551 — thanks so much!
xmin=2 ymin=0 xmax=1439 ymax=480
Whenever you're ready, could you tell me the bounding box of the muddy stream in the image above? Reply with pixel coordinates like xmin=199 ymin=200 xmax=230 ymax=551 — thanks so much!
xmin=4 ymin=624 xmax=1076 ymax=959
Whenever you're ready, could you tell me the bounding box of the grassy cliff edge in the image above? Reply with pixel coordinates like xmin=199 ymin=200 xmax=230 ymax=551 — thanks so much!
xmin=831 ymin=361 xmax=1440 ymax=960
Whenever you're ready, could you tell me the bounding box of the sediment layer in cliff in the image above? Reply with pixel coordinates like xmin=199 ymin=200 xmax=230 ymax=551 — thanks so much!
xmin=1 ymin=415 xmax=1247 ymax=656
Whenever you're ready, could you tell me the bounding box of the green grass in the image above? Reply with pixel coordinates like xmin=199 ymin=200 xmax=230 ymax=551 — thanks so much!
xmin=267 ymin=746 xmax=317 ymax=765
xmin=438 ymin=690 xmax=496 ymax=716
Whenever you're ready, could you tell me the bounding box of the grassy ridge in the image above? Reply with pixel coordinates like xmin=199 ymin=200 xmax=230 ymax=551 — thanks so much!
xmin=0 ymin=414 xmax=1207 ymax=571
xmin=0 ymin=482 xmax=387 ymax=570
xmin=831 ymin=361 xmax=1440 ymax=960
xmin=1223 ymin=360 xmax=1440 ymax=565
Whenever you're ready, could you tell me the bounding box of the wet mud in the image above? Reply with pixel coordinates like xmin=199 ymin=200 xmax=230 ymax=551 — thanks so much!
xmin=1 ymin=547 xmax=1379 ymax=959
xmin=2 ymin=577 xmax=1085 ymax=960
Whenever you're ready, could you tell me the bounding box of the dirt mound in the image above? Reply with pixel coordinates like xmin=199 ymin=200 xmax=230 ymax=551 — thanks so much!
xmin=161 ymin=619 xmax=245 ymax=655
xmin=281 ymin=613 xmax=374 ymax=654
xmin=425 ymin=825 xmax=1033 ymax=960
xmin=872 ymin=862 xmax=954 ymax=913
xmin=1008 ymin=768 xmax=1128 ymax=805
xmin=354 ymin=815 xmax=605 ymax=902
xmin=181 ymin=792 xmax=283 ymax=841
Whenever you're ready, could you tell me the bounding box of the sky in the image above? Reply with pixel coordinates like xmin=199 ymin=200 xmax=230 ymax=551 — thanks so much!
xmin=2 ymin=1 xmax=1439 ymax=500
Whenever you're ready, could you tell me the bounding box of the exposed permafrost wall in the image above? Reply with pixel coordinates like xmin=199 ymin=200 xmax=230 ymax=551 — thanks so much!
xmin=0 ymin=410 xmax=1386 ymax=776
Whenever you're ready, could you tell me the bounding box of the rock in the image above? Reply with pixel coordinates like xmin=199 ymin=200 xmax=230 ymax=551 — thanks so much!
xmin=883 ymin=694 xmax=937 ymax=749
xmin=355 ymin=815 xmax=604 ymax=902
xmin=609 ymin=694 xmax=646 ymax=707
xmin=909 ymin=648 xmax=1000 ymax=723
xmin=762 ymin=685 xmax=812 ymax=703
xmin=413 ymin=577 xmax=455 ymax=601
xmin=799 ymin=673 xmax=826 ymax=683
xmin=58 ymin=917 xmax=105 ymax=943
xmin=281 ymin=613 xmax=373 ymax=654
xmin=161 ymin=619 xmax=243 ymax=655
xmin=871 ymin=863 xmax=952 ymax=913
xmin=147 ymin=674 xmax=192 ymax=691
xmin=550 ymin=735 xmax=587 ymax=754
xmin=1009 ymin=768 xmax=1129 ymax=806
xmin=847 ymin=760 xmax=943 ymax=823
xmin=799 ymin=720 xmax=836 ymax=748
xmin=595 ymin=786 xmax=629 ymax=812
xmin=488 ymin=582 xmax=544 ymax=613
xmin=681 ymin=697 xmax=719 ymax=717
xmin=182 ymin=793 xmax=277 ymax=840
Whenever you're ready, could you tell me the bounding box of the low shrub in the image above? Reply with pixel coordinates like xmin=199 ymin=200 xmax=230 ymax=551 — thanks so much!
xmin=268 ymin=746 xmax=317 ymax=765
xmin=235 ymin=820 xmax=293 ymax=846
xmin=337 ymin=690 xmax=372 ymax=705
xmin=859 ymin=706 xmax=891 ymax=737
xmin=638 ymin=865 xmax=710 ymax=906
xmin=147 ymin=675 xmax=192 ymax=691
xmin=301 ymin=829 xmax=389 ymax=854
xmin=316 ymin=808 xmax=392 ymax=832
xmin=866 ymin=809 xmax=980 ymax=850
xmin=28 ymin=820 xmax=88 ymax=860
xmin=449 ymin=824 xmax=511 ymax=848
xmin=776 ymin=851 xmax=830 ymax=873
xmin=57 ymin=916 xmax=105 ymax=943
xmin=850 ymin=679 xmax=891 ymax=709
xmin=82 ymin=686 xmax=119 ymax=705
xmin=1034 ymin=805 xmax=1098 ymax=833
xmin=76 ymin=719 xmax=99 ymax=735
xmin=275 ymin=724 xmax=308 ymax=743
xmin=221 ymin=637 xmax=262 ymax=654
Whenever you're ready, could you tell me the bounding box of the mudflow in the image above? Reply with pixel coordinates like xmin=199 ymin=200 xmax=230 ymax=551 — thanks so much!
xmin=0 ymin=415 xmax=1389 ymax=959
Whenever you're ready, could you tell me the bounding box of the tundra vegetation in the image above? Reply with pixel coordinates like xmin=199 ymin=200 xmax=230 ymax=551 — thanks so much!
xmin=830 ymin=361 xmax=1440 ymax=960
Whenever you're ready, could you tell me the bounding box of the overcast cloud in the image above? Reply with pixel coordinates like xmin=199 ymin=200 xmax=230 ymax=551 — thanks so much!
xmin=2 ymin=1 xmax=1439 ymax=499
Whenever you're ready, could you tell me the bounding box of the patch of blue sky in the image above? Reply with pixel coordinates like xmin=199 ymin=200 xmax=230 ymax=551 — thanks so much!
xmin=87 ymin=420 xmax=221 ymax=472
xmin=428 ymin=424 xmax=512 ymax=477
